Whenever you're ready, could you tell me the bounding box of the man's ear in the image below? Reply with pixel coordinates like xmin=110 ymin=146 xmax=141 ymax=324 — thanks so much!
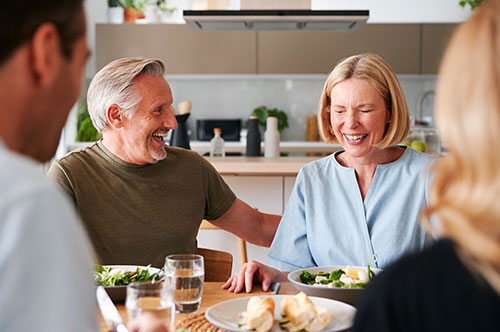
xmin=30 ymin=23 xmax=63 ymax=88
xmin=107 ymin=104 xmax=124 ymax=128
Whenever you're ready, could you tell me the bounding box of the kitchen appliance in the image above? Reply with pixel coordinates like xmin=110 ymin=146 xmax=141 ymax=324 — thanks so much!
xmin=170 ymin=113 xmax=191 ymax=149
xmin=196 ymin=119 xmax=241 ymax=141
xmin=170 ymin=101 xmax=192 ymax=150
xmin=184 ymin=9 xmax=368 ymax=31
xmin=96 ymin=286 xmax=130 ymax=332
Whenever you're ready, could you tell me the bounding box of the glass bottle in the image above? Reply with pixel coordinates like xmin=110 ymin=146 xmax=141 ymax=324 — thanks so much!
xmin=210 ymin=128 xmax=225 ymax=157
xmin=264 ymin=116 xmax=280 ymax=158
xmin=246 ymin=115 xmax=261 ymax=156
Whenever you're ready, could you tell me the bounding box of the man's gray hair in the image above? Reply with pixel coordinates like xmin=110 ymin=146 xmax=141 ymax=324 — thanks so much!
xmin=87 ymin=57 xmax=165 ymax=133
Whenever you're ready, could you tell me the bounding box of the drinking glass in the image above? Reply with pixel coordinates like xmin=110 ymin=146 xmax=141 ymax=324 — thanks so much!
xmin=126 ymin=281 xmax=174 ymax=330
xmin=164 ymin=254 xmax=205 ymax=314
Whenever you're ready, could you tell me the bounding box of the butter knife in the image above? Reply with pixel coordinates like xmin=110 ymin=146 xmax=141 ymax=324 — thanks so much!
xmin=270 ymin=282 xmax=281 ymax=295
xmin=96 ymin=286 xmax=130 ymax=332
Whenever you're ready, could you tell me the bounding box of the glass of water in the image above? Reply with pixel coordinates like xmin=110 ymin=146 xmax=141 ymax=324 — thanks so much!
xmin=164 ymin=254 xmax=204 ymax=314
xmin=126 ymin=281 xmax=174 ymax=330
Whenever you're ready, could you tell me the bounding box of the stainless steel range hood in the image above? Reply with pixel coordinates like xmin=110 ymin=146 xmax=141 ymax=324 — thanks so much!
xmin=183 ymin=10 xmax=369 ymax=31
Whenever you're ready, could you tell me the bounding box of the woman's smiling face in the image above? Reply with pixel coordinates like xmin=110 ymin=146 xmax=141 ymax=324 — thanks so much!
xmin=330 ymin=77 xmax=390 ymax=160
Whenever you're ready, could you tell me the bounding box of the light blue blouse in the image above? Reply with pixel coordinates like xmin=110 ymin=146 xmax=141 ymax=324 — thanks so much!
xmin=268 ymin=147 xmax=434 ymax=270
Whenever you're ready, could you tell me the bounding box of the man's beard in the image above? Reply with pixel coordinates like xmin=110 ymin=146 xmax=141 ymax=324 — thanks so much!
xmin=150 ymin=146 xmax=167 ymax=163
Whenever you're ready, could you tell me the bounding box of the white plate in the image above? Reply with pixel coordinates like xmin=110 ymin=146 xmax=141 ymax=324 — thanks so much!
xmin=205 ymin=294 xmax=356 ymax=332
xmin=99 ymin=265 xmax=161 ymax=302
xmin=288 ymin=265 xmax=381 ymax=306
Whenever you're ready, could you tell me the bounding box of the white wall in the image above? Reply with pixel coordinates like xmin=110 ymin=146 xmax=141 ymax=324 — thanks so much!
xmin=312 ymin=0 xmax=472 ymax=23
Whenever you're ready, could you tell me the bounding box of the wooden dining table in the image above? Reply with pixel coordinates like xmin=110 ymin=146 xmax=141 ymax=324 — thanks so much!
xmin=98 ymin=281 xmax=299 ymax=332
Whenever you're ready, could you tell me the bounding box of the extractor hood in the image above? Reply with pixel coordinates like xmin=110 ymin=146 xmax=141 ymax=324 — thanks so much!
xmin=183 ymin=10 xmax=369 ymax=31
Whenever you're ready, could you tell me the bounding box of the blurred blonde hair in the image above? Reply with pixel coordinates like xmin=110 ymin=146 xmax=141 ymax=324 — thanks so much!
xmin=317 ymin=53 xmax=410 ymax=148
xmin=422 ymin=0 xmax=500 ymax=293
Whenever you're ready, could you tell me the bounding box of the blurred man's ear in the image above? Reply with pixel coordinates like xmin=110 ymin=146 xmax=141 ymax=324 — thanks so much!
xmin=107 ymin=104 xmax=124 ymax=129
xmin=30 ymin=23 xmax=63 ymax=88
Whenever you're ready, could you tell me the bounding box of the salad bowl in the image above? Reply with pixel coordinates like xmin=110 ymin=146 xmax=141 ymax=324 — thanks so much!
xmin=288 ymin=265 xmax=382 ymax=306
xmin=94 ymin=265 xmax=161 ymax=302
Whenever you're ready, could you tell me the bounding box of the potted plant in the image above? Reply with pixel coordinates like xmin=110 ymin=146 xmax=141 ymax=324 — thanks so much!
xmin=251 ymin=105 xmax=289 ymax=133
xmin=459 ymin=0 xmax=484 ymax=9
xmin=76 ymin=103 xmax=101 ymax=142
xmin=157 ymin=0 xmax=180 ymax=23
xmin=118 ymin=0 xmax=146 ymax=23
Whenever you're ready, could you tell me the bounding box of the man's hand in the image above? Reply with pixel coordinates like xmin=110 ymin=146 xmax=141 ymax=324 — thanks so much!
xmin=128 ymin=312 xmax=169 ymax=332
xmin=221 ymin=260 xmax=284 ymax=293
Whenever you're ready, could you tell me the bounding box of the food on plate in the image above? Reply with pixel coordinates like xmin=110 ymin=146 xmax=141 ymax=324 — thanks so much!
xmin=279 ymin=292 xmax=331 ymax=332
xmin=299 ymin=265 xmax=375 ymax=288
xmin=93 ymin=264 xmax=161 ymax=287
xmin=239 ymin=296 xmax=275 ymax=332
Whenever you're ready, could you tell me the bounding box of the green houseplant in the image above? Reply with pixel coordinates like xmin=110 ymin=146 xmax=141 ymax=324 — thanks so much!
xmin=118 ymin=0 xmax=145 ymax=23
xmin=76 ymin=103 xmax=101 ymax=142
xmin=459 ymin=0 xmax=484 ymax=9
xmin=251 ymin=105 xmax=289 ymax=133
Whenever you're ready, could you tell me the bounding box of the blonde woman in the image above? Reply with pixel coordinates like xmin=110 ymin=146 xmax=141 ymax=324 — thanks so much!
xmin=353 ymin=1 xmax=500 ymax=330
xmin=224 ymin=53 xmax=435 ymax=293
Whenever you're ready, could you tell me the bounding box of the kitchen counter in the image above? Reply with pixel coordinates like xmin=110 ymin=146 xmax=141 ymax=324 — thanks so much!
xmin=65 ymin=140 xmax=341 ymax=155
xmin=205 ymin=156 xmax=323 ymax=176
xmin=191 ymin=140 xmax=342 ymax=154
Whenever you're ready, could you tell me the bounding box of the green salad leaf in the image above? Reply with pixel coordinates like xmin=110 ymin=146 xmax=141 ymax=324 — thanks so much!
xmin=299 ymin=263 xmax=376 ymax=289
xmin=93 ymin=264 xmax=160 ymax=287
xmin=329 ymin=269 xmax=344 ymax=281
xmin=299 ymin=270 xmax=315 ymax=285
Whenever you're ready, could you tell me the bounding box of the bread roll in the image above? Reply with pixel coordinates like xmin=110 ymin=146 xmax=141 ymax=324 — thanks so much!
xmin=280 ymin=292 xmax=331 ymax=332
xmin=245 ymin=296 xmax=275 ymax=332
xmin=280 ymin=292 xmax=316 ymax=326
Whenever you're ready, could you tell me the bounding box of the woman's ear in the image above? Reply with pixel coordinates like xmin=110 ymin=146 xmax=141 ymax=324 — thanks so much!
xmin=106 ymin=104 xmax=124 ymax=129
xmin=30 ymin=23 xmax=62 ymax=88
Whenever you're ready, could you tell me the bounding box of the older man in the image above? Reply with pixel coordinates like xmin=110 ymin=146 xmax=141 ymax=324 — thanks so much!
xmin=47 ymin=57 xmax=281 ymax=270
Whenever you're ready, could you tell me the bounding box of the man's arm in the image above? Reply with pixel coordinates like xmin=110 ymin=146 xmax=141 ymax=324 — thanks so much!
xmin=210 ymin=198 xmax=281 ymax=247
xmin=46 ymin=160 xmax=77 ymax=203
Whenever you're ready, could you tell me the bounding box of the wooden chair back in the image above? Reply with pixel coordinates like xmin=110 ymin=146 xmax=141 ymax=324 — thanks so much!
xmin=200 ymin=220 xmax=248 ymax=268
xmin=197 ymin=247 xmax=233 ymax=282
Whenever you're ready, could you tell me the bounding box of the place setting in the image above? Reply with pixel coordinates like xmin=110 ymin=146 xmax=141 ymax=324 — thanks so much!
xmin=96 ymin=254 xmax=369 ymax=332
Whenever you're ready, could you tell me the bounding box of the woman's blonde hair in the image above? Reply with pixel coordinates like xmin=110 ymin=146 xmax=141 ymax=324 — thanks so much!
xmin=422 ymin=0 xmax=500 ymax=293
xmin=317 ymin=53 xmax=410 ymax=148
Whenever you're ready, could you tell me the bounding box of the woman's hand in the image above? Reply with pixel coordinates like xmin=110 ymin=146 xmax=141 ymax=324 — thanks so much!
xmin=128 ymin=312 xmax=169 ymax=332
xmin=222 ymin=260 xmax=283 ymax=293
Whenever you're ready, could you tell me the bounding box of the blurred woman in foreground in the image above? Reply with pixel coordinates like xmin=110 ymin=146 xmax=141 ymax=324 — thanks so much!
xmin=353 ymin=1 xmax=500 ymax=330
xmin=224 ymin=53 xmax=435 ymax=293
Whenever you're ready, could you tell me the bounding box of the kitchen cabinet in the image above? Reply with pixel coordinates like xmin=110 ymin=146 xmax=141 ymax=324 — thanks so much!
xmin=257 ymin=24 xmax=420 ymax=74
xmin=421 ymin=24 xmax=457 ymax=74
xmin=222 ymin=175 xmax=284 ymax=214
xmin=96 ymin=23 xmax=456 ymax=75
xmin=96 ymin=24 xmax=256 ymax=74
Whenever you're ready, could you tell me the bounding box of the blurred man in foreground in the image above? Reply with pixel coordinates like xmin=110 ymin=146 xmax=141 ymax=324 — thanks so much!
xmin=47 ymin=57 xmax=280 ymax=277
xmin=0 ymin=2 xmax=165 ymax=331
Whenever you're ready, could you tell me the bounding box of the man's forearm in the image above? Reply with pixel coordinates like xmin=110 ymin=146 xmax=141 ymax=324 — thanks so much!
xmin=212 ymin=198 xmax=281 ymax=247
xmin=249 ymin=212 xmax=281 ymax=247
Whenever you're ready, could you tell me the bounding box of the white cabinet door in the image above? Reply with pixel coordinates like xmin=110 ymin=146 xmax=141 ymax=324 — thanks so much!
xmin=223 ymin=175 xmax=283 ymax=215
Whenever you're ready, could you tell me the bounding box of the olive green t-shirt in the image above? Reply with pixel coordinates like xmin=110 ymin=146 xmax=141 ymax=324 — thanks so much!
xmin=47 ymin=140 xmax=236 ymax=268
